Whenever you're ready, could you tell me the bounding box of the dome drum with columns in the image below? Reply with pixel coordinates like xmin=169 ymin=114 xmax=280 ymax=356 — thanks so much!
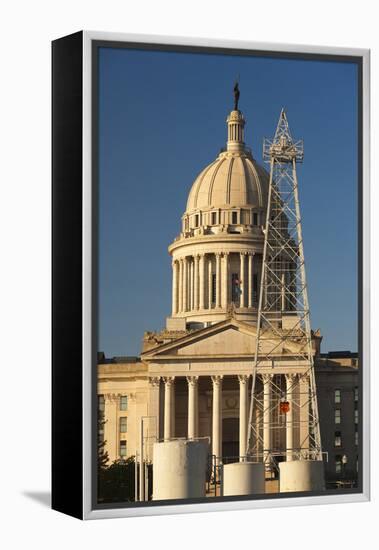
xmin=167 ymin=107 xmax=270 ymax=327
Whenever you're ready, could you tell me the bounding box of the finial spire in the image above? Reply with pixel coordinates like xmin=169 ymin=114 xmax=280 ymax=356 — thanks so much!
xmin=226 ymin=81 xmax=246 ymax=152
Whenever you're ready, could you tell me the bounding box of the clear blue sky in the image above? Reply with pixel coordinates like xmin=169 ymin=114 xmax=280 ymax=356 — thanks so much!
xmin=98 ymin=46 xmax=358 ymax=357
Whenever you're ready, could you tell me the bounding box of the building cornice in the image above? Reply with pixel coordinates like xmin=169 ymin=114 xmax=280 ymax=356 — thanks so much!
xmin=168 ymin=231 xmax=264 ymax=255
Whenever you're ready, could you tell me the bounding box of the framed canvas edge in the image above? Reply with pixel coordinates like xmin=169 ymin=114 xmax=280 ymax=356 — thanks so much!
xmin=81 ymin=30 xmax=371 ymax=520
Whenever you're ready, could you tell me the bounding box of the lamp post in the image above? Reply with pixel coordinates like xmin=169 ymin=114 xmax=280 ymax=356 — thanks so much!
xmin=139 ymin=415 xmax=157 ymax=502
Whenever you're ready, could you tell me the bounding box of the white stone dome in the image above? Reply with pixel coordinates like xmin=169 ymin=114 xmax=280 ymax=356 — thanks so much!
xmin=186 ymin=151 xmax=269 ymax=213
xmin=168 ymin=100 xmax=268 ymax=327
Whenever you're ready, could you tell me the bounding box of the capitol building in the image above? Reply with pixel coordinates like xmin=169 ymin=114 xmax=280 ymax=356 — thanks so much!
xmin=98 ymin=99 xmax=359 ymax=491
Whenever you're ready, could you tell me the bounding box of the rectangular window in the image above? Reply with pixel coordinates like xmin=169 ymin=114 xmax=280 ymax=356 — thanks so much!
xmin=355 ymin=409 xmax=358 ymax=424
xmin=120 ymin=416 xmax=127 ymax=433
xmin=354 ymin=386 xmax=358 ymax=402
xmin=335 ymin=455 xmax=342 ymax=474
xmin=355 ymin=429 xmax=358 ymax=446
xmin=211 ymin=211 xmax=217 ymax=225
xmin=98 ymin=394 xmax=105 ymax=413
xmin=253 ymin=212 xmax=258 ymax=225
xmin=232 ymin=211 xmax=238 ymax=224
xmin=335 ymin=408 xmax=341 ymax=424
xmin=120 ymin=395 xmax=128 ymax=411
xmin=120 ymin=440 xmax=127 ymax=458
xmin=211 ymin=273 xmax=216 ymax=303
xmin=334 ymin=389 xmax=341 ymax=404
xmin=334 ymin=431 xmax=342 ymax=447
xmin=194 ymin=214 xmax=199 ymax=227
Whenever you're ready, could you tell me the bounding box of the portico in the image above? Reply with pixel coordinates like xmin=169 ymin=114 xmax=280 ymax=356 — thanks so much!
xmin=142 ymin=318 xmax=308 ymax=465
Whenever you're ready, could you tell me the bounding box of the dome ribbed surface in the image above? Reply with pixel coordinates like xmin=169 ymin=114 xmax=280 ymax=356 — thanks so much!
xmin=186 ymin=152 xmax=269 ymax=213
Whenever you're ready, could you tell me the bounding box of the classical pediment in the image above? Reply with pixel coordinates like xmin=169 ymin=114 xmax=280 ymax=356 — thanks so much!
xmin=142 ymin=319 xmax=247 ymax=359
xmin=175 ymin=324 xmax=256 ymax=356
xmin=141 ymin=319 xmax=298 ymax=360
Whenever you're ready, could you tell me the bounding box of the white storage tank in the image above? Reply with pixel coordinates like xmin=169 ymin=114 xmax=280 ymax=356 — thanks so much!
xmin=223 ymin=462 xmax=265 ymax=496
xmin=279 ymin=460 xmax=325 ymax=492
xmin=153 ymin=439 xmax=209 ymax=501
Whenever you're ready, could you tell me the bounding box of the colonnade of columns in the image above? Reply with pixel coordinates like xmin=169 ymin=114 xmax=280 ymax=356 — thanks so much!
xmin=261 ymin=373 xmax=310 ymax=463
xmin=156 ymin=372 xmax=309 ymax=463
xmin=160 ymin=374 xmax=250 ymax=462
xmin=172 ymin=252 xmax=260 ymax=315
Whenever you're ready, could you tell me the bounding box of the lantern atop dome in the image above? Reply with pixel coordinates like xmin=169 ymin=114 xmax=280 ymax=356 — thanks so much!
xmin=226 ymin=83 xmax=246 ymax=153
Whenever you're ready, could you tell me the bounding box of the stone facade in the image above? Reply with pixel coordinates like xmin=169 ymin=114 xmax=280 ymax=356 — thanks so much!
xmin=316 ymin=352 xmax=359 ymax=483
xmin=97 ymin=348 xmax=358 ymax=484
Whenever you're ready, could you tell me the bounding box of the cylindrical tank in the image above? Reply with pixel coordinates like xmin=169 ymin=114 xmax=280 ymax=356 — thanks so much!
xmin=279 ymin=460 xmax=325 ymax=492
xmin=153 ymin=439 xmax=209 ymax=501
xmin=222 ymin=462 xmax=265 ymax=496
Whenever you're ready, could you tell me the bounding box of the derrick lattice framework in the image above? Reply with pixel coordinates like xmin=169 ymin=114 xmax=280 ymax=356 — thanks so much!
xmin=246 ymin=109 xmax=322 ymax=467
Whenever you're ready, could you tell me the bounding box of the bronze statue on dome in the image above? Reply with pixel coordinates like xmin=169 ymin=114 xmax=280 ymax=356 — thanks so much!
xmin=233 ymin=81 xmax=240 ymax=111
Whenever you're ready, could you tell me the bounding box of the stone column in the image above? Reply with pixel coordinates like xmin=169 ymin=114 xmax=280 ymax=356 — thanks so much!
xmin=183 ymin=257 xmax=188 ymax=312
xmin=240 ymin=252 xmax=246 ymax=307
xmin=187 ymin=256 xmax=193 ymax=311
xmin=187 ymin=376 xmax=199 ymax=439
xmin=211 ymin=375 xmax=223 ymax=463
xmin=172 ymin=260 xmax=178 ymax=315
xmin=199 ymin=254 xmax=205 ymax=310
xmin=289 ymin=260 xmax=297 ymax=311
xmin=263 ymin=257 xmax=268 ymax=308
xmin=222 ymin=252 xmax=229 ymax=308
xmin=216 ymin=253 xmax=221 ymax=308
xmin=171 ymin=382 xmax=176 ymax=439
xmin=194 ymin=255 xmax=199 ymax=310
xmin=191 ymin=256 xmax=195 ymax=310
xmin=285 ymin=261 xmax=290 ymax=310
xmin=195 ymin=380 xmax=199 ymax=438
xmin=281 ymin=270 xmax=286 ymax=312
xmin=285 ymin=374 xmax=296 ymax=461
xmin=262 ymin=374 xmax=272 ymax=465
xmin=299 ymin=373 xmax=310 ymax=456
xmin=163 ymin=377 xmax=175 ymax=441
xmin=178 ymin=259 xmax=183 ymax=312
xmin=256 ymin=255 xmax=262 ymax=306
xmin=248 ymin=253 xmax=254 ymax=308
xmin=238 ymin=375 xmax=249 ymax=460
xmin=148 ymin=377 xmax=161 ymax=447
xmin=208 ymin=258 xmax=213 ymax=309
